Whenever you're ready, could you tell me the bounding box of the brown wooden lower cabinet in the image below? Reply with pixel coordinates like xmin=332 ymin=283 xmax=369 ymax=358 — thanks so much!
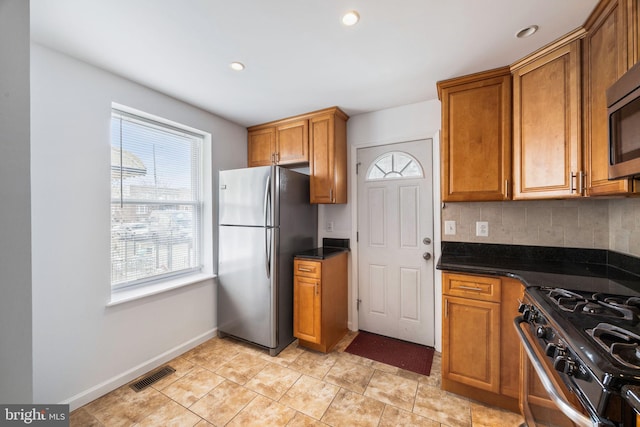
xmin=293 ymin=252 xmax=348 ymax=352
xmin=442 ymin=272 xmax=524 ymax=413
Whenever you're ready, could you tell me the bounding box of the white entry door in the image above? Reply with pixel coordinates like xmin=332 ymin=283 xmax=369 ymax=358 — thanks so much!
xmin=357 ymin=140 xmax=434 ymax=346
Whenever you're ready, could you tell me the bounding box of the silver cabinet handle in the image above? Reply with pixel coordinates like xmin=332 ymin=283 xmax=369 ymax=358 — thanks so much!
xmin=298 ymin=267 xmax=312 ymax=272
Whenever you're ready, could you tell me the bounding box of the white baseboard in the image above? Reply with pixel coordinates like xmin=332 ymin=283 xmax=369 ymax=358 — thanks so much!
xmin=62 ymin=328 xmax=217 ymax=411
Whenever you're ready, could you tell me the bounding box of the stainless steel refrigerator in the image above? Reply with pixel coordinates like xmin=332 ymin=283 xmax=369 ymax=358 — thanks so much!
xmin=217 ymin=165 xmax=317 ymax=356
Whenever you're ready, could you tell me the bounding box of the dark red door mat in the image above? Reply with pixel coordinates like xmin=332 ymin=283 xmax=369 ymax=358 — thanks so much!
xmin=344 ymin=331 xmax=434 ymax=376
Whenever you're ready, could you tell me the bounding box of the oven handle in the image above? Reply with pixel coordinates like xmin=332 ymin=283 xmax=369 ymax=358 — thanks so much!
xmin=514 ymin=316 xmax=597 ymax=427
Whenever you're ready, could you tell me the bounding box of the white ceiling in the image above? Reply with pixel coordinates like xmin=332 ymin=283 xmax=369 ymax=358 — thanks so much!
xmin=30 ymin=0 xmax=599 ymax=127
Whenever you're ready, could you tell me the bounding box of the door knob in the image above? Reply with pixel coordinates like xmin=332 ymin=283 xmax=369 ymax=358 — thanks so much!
xmin=423 ymin=252 xmax=432 ymax=260
xmin=423 ymin=237 xmax=431 ymax=245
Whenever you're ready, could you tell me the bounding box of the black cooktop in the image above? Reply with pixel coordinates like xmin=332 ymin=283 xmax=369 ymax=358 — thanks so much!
xmin=530 ymin=286 xmax=640 ymax=383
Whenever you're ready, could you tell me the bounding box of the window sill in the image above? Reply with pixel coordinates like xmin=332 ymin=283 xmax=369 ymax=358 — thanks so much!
xmin=107 ymin=273 xmax=215 ymax=307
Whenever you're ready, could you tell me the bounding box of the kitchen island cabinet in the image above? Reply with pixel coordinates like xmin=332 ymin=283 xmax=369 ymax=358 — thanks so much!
xmin=441 ymin=272 xmax=523 ymax=413
xmin=293 ymin=251 xmax=348 ymax=352
xmin=437 ymin=67 xmax=512 ymax=202
xmin=511 ymin=31 xmax=584 ymax=199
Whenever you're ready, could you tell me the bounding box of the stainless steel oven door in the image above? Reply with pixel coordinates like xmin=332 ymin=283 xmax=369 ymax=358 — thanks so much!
xmin=515 ymin=316 xmax=599 ymax=427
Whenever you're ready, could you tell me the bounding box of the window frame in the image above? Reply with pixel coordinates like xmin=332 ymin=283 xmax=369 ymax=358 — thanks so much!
xmin=109 ymin=104 xmax=212 ymax=295
xmin=365 ymin=150 xmax=425 ymax=181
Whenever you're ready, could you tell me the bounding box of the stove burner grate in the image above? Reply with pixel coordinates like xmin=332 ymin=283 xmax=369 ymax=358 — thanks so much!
xmin=543 ymin=288 xmax=639 ymax=321
xmin=588 ymin=323 xmax=640 ymax=369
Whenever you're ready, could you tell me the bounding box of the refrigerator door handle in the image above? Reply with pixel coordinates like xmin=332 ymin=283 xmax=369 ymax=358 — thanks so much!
xmin=264 ymin=174 xmax=272 ymax=279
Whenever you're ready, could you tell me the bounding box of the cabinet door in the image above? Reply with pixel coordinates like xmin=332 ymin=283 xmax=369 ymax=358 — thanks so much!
xmin=293 ymin=275 xmax=321 ymax=344
xmin=275 ymin=119 xmax=308 ymax=165
xmin=309 ymin=112 xmax=347 ymax=204
xmin=248 ymin=128 xmax=275 ymax=167
xmin=513 ymin=39 xmax=582 ymax=199
xmin=438 ymin=68 xmax=512 ymax=201
xmin=442 ymin=295 xmax=500 ymax=393
xmin=585 ymin=0 xmax=635 ymax=196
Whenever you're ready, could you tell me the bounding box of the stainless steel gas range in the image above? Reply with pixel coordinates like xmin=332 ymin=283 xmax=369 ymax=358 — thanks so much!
xmin=516 ymin=285 xmax=640 ymax=427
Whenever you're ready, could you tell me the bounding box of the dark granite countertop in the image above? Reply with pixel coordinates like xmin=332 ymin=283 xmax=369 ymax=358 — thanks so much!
xmin=437 ymin=242 xmax=640 ymax=295
xmin=295 ymin=246 xmax=348 ymax=260
xmin=295 ymin=237 xmax=350 ymax=260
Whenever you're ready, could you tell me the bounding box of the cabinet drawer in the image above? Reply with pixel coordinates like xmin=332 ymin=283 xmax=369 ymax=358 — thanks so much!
xmin=443 ymin=273 xmax=501 ymax=302
xmin=294 ymin=259 xmax=321 ymax=279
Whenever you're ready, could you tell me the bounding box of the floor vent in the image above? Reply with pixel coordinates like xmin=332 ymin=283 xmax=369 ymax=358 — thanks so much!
xmin=130 ymin=366 xmax=175 ymax=392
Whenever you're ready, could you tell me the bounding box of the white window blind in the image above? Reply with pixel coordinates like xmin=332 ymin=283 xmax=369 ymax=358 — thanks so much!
xmin=110 ymin=109 xmax=203 ymax=289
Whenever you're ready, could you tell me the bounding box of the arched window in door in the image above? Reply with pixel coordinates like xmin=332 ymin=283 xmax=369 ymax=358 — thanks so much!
xmin=365 ymin=151 xmax=424 ymax=181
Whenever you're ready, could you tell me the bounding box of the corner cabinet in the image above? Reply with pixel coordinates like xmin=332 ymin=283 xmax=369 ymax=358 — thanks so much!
xmin=247 ymin=107 xmax=348 ymax=204
xmin=511 ymin=31 xmax=584 ymax=199
xmin=442 ymin=272 xmax=524 ymax=413
xmin=437 ymin=67 xmax=512 ymax=202
xmin=293 ymin=252 xmax=348 ymax=353
xmin=583 ymin=0 xmax=639 ymax=196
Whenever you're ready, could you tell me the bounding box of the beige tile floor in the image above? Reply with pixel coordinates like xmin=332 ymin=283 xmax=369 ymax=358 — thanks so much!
xmin=70 ymin=331 xmax=525 ymax=426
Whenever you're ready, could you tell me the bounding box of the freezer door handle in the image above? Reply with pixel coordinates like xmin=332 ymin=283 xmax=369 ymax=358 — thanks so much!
xmin=264 ymin=174 xmax=272 ymax=279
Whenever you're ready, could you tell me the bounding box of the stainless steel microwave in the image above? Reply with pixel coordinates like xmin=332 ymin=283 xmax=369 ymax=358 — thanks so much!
xmin=608 ymin=61 xmax=640 ymax=179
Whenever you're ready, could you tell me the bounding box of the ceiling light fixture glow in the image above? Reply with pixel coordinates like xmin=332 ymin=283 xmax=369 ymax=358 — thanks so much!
xmin=342 ymin=10 xmax=360 ymax=26
xmin=230 ymin=62 xmax=245 ymax=71
xmin=516 ymin=25 xmax=539 ymax=38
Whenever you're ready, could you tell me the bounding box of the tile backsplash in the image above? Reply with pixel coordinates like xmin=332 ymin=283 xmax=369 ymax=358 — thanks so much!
xmin=441 ymin=198 xmax=640 ymax=257
xmin=609 ymin=198 xmax=640 ymax=257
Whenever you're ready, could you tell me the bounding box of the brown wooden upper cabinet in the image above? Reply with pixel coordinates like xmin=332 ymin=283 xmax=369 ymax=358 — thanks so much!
xmin=511 ymin=31 xmax=583 ymax=199
xmin=437 ymin=67 xmax=512 ymax=202
xmin=309 ymin=110 xmax=348 ymax=204
xmin=247 ymin=107 xmax=348 ymax=204
xmin=583 ymin=0 xmax=639 ymax=196
xmin=248 ymin=119 xmax=308 ymax=167
xmin=437 ymin=0 xmax=640 ymax=202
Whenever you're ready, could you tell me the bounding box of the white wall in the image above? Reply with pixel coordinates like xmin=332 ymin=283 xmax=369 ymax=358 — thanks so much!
xmin=319 ymin=100 xmax=443 ymax=349
xmin=0 ymin=0 xmax=33 ymax=403
xmin=319 ymin=100 xmax=441 ymax=237
xmin=30 ymin=44 xmax=247 ymax=408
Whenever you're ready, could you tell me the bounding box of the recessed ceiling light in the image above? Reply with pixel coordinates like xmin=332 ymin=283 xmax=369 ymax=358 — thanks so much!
xmin=230 ymin=62 xmax=245 ymax=71
xmin=342 ymin=10 xmax=360 ymax=26
xmin=516 ymin=25 xmax=539 ymax=39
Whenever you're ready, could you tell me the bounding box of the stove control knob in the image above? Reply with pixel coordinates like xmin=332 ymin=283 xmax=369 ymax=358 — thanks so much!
xmin=520 ymin=305 xmax=537 ymax=322
xmin=536 ymin=326 xmax=550 ymax=339
xmin=545 ymin=343 xmax=565 ymax=358
xmin=545 ymin=343 xmax=558 ymax=357
xmin=518 ymin=302 xmax=528 ymax=313
xmin=553 ymin=356 xmax=577 ymax=376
